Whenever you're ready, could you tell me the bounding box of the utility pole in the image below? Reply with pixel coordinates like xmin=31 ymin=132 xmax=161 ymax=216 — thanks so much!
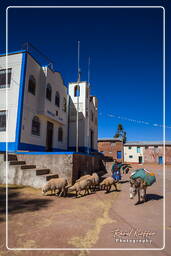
xmin=76 ymin=41 xmax=81 ymax=152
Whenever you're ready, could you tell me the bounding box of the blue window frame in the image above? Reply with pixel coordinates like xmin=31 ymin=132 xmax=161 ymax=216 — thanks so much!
xmin=117 ymin=151 xmax=122 ymax=159
xmin=137 ymin=147 xmax=140 ymax=153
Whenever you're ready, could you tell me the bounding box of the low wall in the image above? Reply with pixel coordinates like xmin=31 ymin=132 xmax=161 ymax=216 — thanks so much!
xmin=0 ymin=152 xmax=106 ymax=188
xmin=18 ymin=153 xmax=73 ymax=184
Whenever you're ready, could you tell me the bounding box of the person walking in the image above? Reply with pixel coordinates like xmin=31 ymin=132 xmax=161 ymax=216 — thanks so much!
xmin=111 ymin=160 xmax=121 ymax=182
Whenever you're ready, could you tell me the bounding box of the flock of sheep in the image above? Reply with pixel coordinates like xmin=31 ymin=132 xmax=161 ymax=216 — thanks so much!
xmin=42 ymin=173 xmax=118 ymax=198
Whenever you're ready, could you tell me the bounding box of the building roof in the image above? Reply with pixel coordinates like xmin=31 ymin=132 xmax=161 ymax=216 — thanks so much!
xmin=98 ymin=138 xmax=122 ymax=142
xmin=124 ymin=141 xmax=171 ymax=146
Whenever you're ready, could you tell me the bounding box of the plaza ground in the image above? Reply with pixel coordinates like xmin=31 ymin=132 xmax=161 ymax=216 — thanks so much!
xmin=0 ymin=164 xmax=170 ymax=256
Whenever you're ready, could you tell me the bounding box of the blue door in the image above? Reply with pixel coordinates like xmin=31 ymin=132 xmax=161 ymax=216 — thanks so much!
xmin=117 ymin=151 xmax=122 ymax=159
xmin=158 ymin=156 xmax=163 ymax=164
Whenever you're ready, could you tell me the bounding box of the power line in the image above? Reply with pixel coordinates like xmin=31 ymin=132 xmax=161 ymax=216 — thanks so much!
xmin=105 ymin=113 xmax=171 ymax=129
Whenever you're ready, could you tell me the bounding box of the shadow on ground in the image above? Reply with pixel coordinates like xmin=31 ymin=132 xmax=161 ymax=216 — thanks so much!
xmin=146 ymin=194 xmax=163 ymax=201
xmin=0 ymin=187 xmax=53 ymax=221
xmin=134 ymin=194 xmax=163 ymax=205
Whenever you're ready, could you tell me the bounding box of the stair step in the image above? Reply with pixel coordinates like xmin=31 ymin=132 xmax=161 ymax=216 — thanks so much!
xmin=43 ymin=174 xmax=59 ymax=181
xmin=36 ymin=169 xmax=50 ymax=175
xmin=9 ymin=161 xmax=26 ymax=165
xmin=4 ymin=154 xmax=17 ymax=161
xmin=21 ymin=165 xmax=36 ymax=170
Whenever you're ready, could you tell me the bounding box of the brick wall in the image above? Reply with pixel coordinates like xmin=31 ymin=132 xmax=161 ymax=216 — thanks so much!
xmin=98 ymin=141 xmax=124 ymax=162
xmin=143 ymin=146 xmax=171 ymax=164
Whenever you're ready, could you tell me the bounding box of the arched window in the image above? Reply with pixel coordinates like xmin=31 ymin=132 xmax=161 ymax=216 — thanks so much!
xmin=74 ymin=85 xmax=80 ymax=97
xmin=55 ymin=91 xmax=60 ymax=107
xmin=28 ymin=75 xmax=36 ymax=95
xmin=58 ymin=127 xmax=63 ymax=142
xmin=31 ymin=116 xmax=40 ymax=136
xmin=46 ymin=83 xmax=52 ymax=101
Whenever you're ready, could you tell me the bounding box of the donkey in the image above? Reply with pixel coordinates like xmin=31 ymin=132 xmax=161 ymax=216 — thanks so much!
xmin=129 ymin=178 xmax=147 ymax=204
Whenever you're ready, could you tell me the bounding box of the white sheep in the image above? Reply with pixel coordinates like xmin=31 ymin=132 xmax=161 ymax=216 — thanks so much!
xmin=68 ymin=178 xmax=93 ymax=197
xmin=76 ymin=172 xmax=99 ymax=191
xmin=91 ymin=172 xmax=100 ymax=190
xmin=100 ymin=177 xmax=118 ymax=193
xmin=42 ymin=178 xmax=68 ymax=197
xmin=76 ymin=174 xmax=92 ymax=183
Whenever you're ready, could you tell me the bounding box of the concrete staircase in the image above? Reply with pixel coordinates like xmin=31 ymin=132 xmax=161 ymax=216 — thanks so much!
xmin=0 ymin=153 xmax=59 ymax=188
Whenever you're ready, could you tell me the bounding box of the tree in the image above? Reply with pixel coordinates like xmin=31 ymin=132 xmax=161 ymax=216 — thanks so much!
xmin=114 ymin=124 xmax=127 ymax=143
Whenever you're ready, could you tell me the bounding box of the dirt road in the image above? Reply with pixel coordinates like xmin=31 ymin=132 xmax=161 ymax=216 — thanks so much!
xmin=0 ymin=164 xmax=170 ymax=256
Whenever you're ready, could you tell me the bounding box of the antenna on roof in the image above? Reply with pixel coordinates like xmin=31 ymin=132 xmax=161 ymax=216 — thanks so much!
xmin=77 ymin=40 xmax=81 ymax=82
xmin=88 ymin=56 xmax=91 ymax=87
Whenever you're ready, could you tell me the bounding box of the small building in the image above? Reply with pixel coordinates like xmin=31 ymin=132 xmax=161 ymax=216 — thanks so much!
xmin=0 ymin=50 xmax=98 ymax=153
xmin=124 ymin=141 xmax=171 ymax=164
xmin=98 ymin=138 xmax=123 ymax=162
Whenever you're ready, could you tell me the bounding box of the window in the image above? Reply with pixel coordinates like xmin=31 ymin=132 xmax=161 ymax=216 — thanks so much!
xmin=28 ymin=75 xmax=36 ymax=95
xmin=0 ymin=111 xmax=6 ymax=131
xmin=145 ymin=146 xmax=148 ymax=149
xmin=137 ymin=147 xmax=140 ymax=153
xmin=128 ymin=146 xmax=132 ymax=149
xmin=129 ymin=155 xmax=133 ymax=158
xmin=154 ymin=146 xmax=158 ymax=148
xmin=63 ymin=97 xmax=67 ymax=112
xmin=0 ymin=68 xmax=12 ymax=88
xmin=46 ymin=83 xmax=52 ymax=101
xmin=55 ymin=91 xmax=60 ymax=107
xmin=117 ymin=151 xmax=122 ymax=159
xmin=58 ymin=127 xmax=63 ymax=142
xmin=91 ymin=111 xmax=94 ymax=122
xmin=31 ymin=116 xmax=40 ymax=136
xmin=74 ymin=85 xmax=80 ymax=97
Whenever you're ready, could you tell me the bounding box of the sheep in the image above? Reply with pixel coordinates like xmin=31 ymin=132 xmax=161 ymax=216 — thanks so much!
xmin=42 ymin=178 xmax=68 ymax=197
xmin=76 ymin=174 xmax=92 ymax=183
xmin=76 ymin=172 xmax=100 ymax=191
xmin=129 ymin=178 xmax=147 ymax=204
xmin=100 ymin=177 xmax=118 ymax=193
xmin=68 ymin=178 xmax=93 ymax=198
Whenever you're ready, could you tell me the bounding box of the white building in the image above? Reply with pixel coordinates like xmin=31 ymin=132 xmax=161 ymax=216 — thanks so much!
xmin=124 ymin=142 xmax=144 ymax=163
xmin=0 ymin=50 xmax=98 ymax=153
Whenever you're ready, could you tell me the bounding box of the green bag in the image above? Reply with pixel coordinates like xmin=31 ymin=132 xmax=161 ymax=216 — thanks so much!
xmin=130 ymin=169 xmax=156 ymax=186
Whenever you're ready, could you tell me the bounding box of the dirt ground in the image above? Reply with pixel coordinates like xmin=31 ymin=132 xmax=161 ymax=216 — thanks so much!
xmin=0 ymin=163 xmax=170 ymax=256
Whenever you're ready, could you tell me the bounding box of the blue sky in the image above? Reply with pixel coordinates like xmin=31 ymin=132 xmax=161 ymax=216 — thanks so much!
xmin=0 ymin=0 xmax=170 ymax=141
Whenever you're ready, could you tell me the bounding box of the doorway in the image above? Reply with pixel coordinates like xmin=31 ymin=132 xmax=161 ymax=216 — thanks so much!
xmin=46 ymin=121 xmax=53 ymax=151
xmin=138 ymin=156 xmax=143 ymax=164
xmin=158 ymin=156 xmax=163 ymax=165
